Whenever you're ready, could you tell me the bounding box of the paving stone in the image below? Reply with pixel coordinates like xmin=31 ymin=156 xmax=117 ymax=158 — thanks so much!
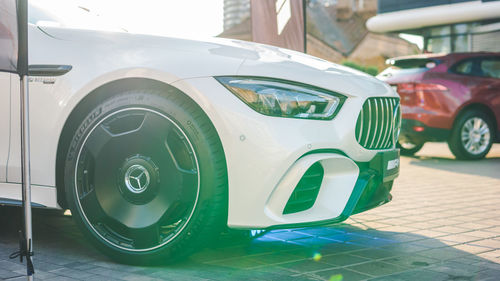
xmin=0 ymin=268 xmax=22 ymax=280
xmin=439 ymin=233 xmax=483 ymax=243
xmin=310 ymin=267 xmax=373 ymax=281
xmin=471 ymin=239 xmax=500 ymax=249
xmin=347 ymin=261 xmax=408 ymax=277
xmin=350 ymin=248 xmax=401 ymax=260
xmin=265 ymin=231 xmax=313 ymax=241
xmin=275 ymin=259 xmax=336 ymax=274
xmin=409 ymin=239 xmax=451 ymax=249
xmin=376 ymin=268 xmax=451 ymax=281
xmin=380 ymin=243 xmax=429 ymax=254
xmin=319 ymin=253 xmax=370 ymax=266
xmin=380 ymin=254 xmax=440 ymax=269
xmin=316 ymin=242 xmax=365 ymax=253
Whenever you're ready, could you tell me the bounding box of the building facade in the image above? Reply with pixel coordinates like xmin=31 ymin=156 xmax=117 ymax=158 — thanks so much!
xmin=223 ymin=0 xmax=250 ymax=31
xmin=367 ymin=0 xmax=500 ymax=53
xmin=219 ymin=0 xmax=419 ymax=71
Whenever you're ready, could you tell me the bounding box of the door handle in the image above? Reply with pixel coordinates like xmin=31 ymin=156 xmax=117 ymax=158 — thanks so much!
xmin=28 ymin=65 xmax=72 ymax=76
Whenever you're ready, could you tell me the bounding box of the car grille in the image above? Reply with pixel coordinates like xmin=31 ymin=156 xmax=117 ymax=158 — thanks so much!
xmin=355 ymin=97 xmax=400 ymax=150
xmin=283 ymin=162 xmax=324 ymax=215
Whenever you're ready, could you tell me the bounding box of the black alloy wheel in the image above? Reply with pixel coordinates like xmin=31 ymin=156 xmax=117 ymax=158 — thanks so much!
xmin=64 ymin=89 xmax=227 ymax=264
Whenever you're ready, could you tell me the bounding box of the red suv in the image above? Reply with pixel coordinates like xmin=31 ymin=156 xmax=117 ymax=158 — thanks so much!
xmin=378 ymin=52 xmax=500 ymax=159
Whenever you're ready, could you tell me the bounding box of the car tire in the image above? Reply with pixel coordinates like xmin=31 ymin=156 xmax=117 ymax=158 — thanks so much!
xmin=397 ymin=140 xmax=424 ymax=156
xmin=63 ymin=89 xmax=227 ymax=264
xmin=448 ymin=109 xmax=494 ymax=160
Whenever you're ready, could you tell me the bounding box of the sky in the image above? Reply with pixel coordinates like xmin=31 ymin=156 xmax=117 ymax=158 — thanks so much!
xmin=76 ymin=0 xmax=224 ymax=39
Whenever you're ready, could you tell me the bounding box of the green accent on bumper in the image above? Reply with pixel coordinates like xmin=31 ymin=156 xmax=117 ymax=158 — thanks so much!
xmin=262 ymin=149 xmax=400 ymax=230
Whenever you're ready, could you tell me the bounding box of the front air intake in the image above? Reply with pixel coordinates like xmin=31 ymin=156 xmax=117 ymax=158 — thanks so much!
xmin=355 ymin=97 xmax=400 ymax=150
xmin=283 ymin=162 xmax=324 ymax=214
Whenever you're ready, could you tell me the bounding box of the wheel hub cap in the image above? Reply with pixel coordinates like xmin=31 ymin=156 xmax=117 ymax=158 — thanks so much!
xmin=461 ymin=117 xmax=490 ymax=155
xmin=119 ymin=155 xmax=160 ymax=205
xmin=125 ymin=164 xmax=151 ymax=193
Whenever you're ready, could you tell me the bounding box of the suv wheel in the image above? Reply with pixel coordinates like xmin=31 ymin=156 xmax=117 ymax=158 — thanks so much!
xmin=448 ymin=109 xmax=494 ymax=160
xmin=397 ymin=140 xmax=424 ymax=156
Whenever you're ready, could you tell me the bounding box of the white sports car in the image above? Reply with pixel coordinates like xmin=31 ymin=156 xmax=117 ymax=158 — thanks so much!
xmin=0 ymin=2 xmax=400 ymax=263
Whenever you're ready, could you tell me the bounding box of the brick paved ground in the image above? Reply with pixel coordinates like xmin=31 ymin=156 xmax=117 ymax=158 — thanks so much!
xmin=1 ymin=143 xmax=500 ymax=281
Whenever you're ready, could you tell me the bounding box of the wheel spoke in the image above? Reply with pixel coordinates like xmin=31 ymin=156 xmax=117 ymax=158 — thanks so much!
xmin=84 ymin=125 xmax=114 ymax=158
xmin=464 ymin=120 xmax=473 ymax=132
xmin=473 ymin=118 xmax=481 ymax=130
xmin=465 ymin=139 xmax=473 ymax=150
xmin=79 ymin=189 xmax=107 ymax=223
xmin=164 ymin=135 xmax=197 ymax=175
xmin=129 ymin=224 xmax=162 ymax=249
xmin=461 ymin=131 xmax=469 ymax=140
xmin=479 ymin=124 xmax=490 ymax=135
xmin=472 ymin=142 xmax=479 ymax=152
xmin=138 ymin=112 xmax=172 ymax=137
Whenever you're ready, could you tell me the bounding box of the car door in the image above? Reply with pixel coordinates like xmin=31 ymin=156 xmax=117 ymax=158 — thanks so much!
xmin=0 ymin=72 xmax=10 ymax=182
xmin=476 ymin=57 xmax=500 ymax=135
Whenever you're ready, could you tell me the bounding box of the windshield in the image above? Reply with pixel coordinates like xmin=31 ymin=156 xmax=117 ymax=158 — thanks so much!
xmin=29 ymin=0 xmax=126 ymax=32
xmin=377 ymin=58 xmax=440 ymax=79
xmin=388 ymin=58 xmax=439 ymax=69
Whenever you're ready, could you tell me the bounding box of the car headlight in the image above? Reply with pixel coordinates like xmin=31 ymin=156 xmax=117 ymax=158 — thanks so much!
xmin=215 ymin=76 xmax=346 ymax=120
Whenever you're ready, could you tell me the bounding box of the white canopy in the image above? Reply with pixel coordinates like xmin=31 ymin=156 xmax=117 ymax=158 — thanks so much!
xmin=367 ymin=1 xmax=500 ymax=33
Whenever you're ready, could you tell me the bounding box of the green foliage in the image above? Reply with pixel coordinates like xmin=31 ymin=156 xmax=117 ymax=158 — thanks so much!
xmin=342 ymin=61 xmax=379 ymax=76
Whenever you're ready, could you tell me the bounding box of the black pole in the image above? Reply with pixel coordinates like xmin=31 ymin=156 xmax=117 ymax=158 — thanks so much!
xmin=17 ymin=0 xmax=28 ymax=76
xmin=17 ymin=0 xmax=34 ymax=279
xmin=303 ymin=0 xmax=307 ymax=53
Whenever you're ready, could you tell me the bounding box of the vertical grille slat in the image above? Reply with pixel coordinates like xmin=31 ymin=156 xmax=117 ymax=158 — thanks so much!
xmin=369 ymin=99 xmax=379 ymax=148
xmin=375 ymin=99 xmax=386 ymax=148
xmin=380 ymin=98 xmax=392 ymax=149
xmin=358 ymin=108 xmax=364 ymax=143
xmin=389 ymin=99 xmax=396 ymax=148
xmin=384 ymin=99 xmax=390 ymax=147
xmin=355 ymin=97 xmax=400 ymax=150
xmin=363 ymin=100 xmax=372 ymax=147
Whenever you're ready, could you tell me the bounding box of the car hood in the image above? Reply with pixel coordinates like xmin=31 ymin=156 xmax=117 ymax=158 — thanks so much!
xmin=36 ymin=26 xmax=393 ymax=98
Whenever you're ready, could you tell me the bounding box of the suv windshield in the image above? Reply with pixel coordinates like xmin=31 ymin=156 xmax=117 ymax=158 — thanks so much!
xmin=29 ymin=0 xmax=125 ymax=32
xmin=389 ymin=58 xmax=438 ymax=69
xmin=378 ymin=58 xmax=440 ymax=79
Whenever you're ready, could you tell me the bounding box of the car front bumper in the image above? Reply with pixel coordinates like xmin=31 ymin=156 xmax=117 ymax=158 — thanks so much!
xmin=172 ymin=77 xmax=399 ymax=229
xmin=262 ymin=149 xmax=399 ymax=230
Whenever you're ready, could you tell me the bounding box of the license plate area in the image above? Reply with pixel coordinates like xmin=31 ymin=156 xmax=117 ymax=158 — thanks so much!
xmin=382 ymin=149 xmax=400 ymax=182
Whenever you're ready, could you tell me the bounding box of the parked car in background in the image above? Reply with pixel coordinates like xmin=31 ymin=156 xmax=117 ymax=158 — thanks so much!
xmin=378 ymin=52 xmax=500 ymax=159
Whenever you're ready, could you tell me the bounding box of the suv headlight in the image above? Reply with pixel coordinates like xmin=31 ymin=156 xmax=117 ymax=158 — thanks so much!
xmin=215 ymin=76 xmax=346 ymax=120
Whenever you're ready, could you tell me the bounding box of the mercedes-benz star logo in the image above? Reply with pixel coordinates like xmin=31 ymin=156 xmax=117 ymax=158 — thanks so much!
xmin=124 ymin=164 xmax=151 ymax=194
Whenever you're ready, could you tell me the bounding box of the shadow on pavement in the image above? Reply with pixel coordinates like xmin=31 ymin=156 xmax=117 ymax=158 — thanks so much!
xmin=1 ymin=206 xmax=499 ymax=281
xmin=406 ymin=156 xmax=500 ymax=180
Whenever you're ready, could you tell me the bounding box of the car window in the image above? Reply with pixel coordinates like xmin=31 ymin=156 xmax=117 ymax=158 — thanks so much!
xmin=377 ymin=58 xmax=439 ymax=79
xmin=454 ymin=60 xmax=473 ymax=75
xmin=389 ymin=58 xmax=439 ymax=69
xmin=480 ymin=58 xmax=500 ymax=79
